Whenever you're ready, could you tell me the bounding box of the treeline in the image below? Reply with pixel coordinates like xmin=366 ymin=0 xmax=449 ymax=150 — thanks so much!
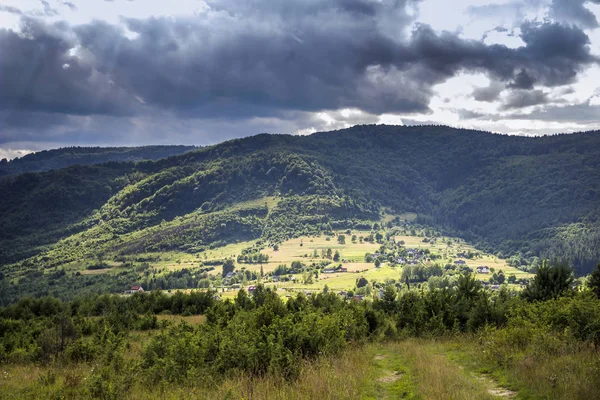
xmin=0 ymin=145 xmax=195 ymax=177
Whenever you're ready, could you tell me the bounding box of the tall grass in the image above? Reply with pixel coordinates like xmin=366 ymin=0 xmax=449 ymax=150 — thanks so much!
xmin=0 ymin=347 xmax=371 ymax=400
xmin=380 ymin=341 xmax=497 ymax=400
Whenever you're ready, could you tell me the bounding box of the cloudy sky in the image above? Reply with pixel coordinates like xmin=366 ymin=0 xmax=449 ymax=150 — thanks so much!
xmin=1 ymin=0 xmax=600 ymax=159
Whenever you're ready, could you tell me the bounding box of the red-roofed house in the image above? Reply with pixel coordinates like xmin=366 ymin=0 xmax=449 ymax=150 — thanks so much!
xmin=125 ymin=285 xmax=144 ymax=294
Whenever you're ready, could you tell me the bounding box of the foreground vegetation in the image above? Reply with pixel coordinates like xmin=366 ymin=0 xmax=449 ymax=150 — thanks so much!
xmin=1 ymin=262 xmax=600 ymax=399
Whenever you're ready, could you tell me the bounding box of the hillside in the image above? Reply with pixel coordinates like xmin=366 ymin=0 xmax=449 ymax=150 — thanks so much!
xmin=0 ymin=145 xmax=196 ymax=177
xmin=1 ymin=125 xmax=599 ymax=301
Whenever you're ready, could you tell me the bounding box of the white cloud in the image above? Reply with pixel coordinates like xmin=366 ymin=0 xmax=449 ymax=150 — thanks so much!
xmin=0 ymin=148 xmax=33 ymax=160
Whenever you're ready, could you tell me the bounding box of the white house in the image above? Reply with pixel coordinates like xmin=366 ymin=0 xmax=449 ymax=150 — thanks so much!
xmin=125 ymin=285 xmax=144 ymax=294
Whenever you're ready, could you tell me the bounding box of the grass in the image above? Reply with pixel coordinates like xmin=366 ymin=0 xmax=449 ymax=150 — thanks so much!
xmin=364 ymin=341 xmax=499 ymax=399
xmin=155 ymin=314 xmax=206 ymax=324
xmin=3 ymin=335 xmax=598 ymax=399
xmin=261 ymin=231 xmax=380 ymax=263
xmin=60 ymin=225 xmax=534 ymax=297
xmin=0 ymin=345 xmax=372 ymax=400
xmin=445 ymin=336 xmax=600 ymax=400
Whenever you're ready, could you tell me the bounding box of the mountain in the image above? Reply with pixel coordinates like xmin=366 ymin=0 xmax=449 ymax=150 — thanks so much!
xmin=0 ymin=145 xmax=197 ymax=177
xmin=1 ymin=125 xmax=599 ymax=301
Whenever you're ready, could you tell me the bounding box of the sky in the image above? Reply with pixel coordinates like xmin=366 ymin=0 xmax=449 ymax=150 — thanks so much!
xmin=1 ymin=0 xmax=600 ymax=159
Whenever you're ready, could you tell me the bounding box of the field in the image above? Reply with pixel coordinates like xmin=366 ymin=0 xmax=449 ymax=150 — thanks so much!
xmin=4 ymin=333 xmax=596 ymax=399
xmin=58 ymin=224 xmax=535 ymax=299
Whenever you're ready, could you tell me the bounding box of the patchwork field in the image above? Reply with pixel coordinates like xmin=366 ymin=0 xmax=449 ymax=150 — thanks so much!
xmin=55 ymin=220 xmax=535 ymax=298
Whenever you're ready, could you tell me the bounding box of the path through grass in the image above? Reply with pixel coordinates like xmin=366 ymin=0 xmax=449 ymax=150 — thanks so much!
xmin=363 ymin=340 xmax=516 ymax=399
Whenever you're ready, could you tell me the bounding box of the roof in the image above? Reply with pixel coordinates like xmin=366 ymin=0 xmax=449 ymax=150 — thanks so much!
xmin=131 ymin=285 xmax=142 ymax=290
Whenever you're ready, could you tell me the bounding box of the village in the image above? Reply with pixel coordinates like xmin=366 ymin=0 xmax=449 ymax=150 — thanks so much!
xmin=121 ymin=224 xmax=534 ymax=300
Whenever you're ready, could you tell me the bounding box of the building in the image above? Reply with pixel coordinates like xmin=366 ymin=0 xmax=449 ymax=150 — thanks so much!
xmin=125 ymin=285 xmax=144 ymax=294
xmin=247 ymin=285 xmax=257 ymax=294
xmin=454 ymin=260 xmax=466 ymax=265
xmin=476 ymin=266 xmax=490 ymax=274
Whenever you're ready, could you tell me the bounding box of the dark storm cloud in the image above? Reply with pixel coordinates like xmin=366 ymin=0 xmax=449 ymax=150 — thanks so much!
xmin=72 ymin=13 xmax=597 ymax=118
xmin=0 ymin=18 xmax=139 ymax=116
xmin=550 ymin=0 xmax=600 ymax=29
xmin=0 ymin=0 xmax=598 ymax=144
xmin=409 ymin=21 xmax=597 ymax=87
xmin=72 ymin=0 xmax=431 ymax=117
xmin=0 ymin=110 xmax=70 ymax=132
xmin=508 ymin=69 xmax=536 ymax=89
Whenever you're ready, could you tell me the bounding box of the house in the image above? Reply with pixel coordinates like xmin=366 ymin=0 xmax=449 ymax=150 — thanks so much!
xmin=125 ymin=285 xmax=144 ymax=294
xmin=454 ymin=260 xmax=466 ymax=265
xmin=352 ymin=295 xmax=364 ymax=301
xmin=247 ymin=285 xmax=257 ymax=294
xmin=397 ymin=257 xmax=407 ymax=264
xmin=491 ymin=284 xmax=500 ymax=290
xmin=339 ymin=267 xmax=348 ymax=272
xmin=476 ymin=266 xmax=490 ymax=274
xmin=272 ymin=276 xmax=280 ymax=282
xmin=323 ymin=268 xmax=335 ymax=274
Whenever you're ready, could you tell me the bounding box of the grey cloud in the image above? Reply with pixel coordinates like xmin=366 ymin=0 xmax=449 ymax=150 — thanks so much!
xmin=0 ymin=110 xmax=70 ymax=132
xmin=508 ymin=69 xmax=536 ymax=89
xmin=0 ymin=0 xmax=598 ymax=147
xmin=473 ymin=82 xmax=505 ymax=102
xmin=40 ymin=1 xmax=59 ymax=17
xmin=0 ymin=18 xmax=139 ymax=116
xmin=510 ymin=100 xmax=600 ymax=122
xmin=74 ymin=11 xmax=597 ymax=117
xmin=0 ymin=5 xmax=24 ymax=15
xmin=501 ymin=89 xmax=551 ymax=109
xmin=62 ymin=2 xmax=77 ymax=11
xmin=551 ymin=0 xmax=600 ymax=29
xmin=75 ymin=0 xmax=429 ymax=117
xmin=468 ymin=1 xmax=528 ymax=20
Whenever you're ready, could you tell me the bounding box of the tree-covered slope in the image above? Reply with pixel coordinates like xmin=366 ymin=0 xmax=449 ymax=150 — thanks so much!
xmin=1 ymin=125 xmax=599 ymax=278
xmin=0 ymin=145 xmax=196 ymax=177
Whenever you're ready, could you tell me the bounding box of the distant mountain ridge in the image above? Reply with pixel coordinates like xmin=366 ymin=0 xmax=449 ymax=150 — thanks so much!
xmin=0 ymin=145 xmax=197 ymax=177
xmin=1 ymin=125 xmax=599 ymax=301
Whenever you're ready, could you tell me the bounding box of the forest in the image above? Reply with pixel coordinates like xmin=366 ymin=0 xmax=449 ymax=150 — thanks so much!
xmin=1 ymin=126 xmax=598 ymax=298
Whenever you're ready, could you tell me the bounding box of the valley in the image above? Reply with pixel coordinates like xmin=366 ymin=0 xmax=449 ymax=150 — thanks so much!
xmin=1 ymin=126 xmax=599 ymax=399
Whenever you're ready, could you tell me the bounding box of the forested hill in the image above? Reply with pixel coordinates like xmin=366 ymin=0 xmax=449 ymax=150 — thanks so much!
xmin=1 ymin=125 xmax=599 ymax=283
xmin=0 ymin=145 xmax=197 ymax=177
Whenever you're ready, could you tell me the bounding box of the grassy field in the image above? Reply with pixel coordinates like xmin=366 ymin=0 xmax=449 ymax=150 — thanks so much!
xmin=58 ymin=221 xmax=534 ymax=297
xmin=11 ymin=336 xmax=590 ymax=399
